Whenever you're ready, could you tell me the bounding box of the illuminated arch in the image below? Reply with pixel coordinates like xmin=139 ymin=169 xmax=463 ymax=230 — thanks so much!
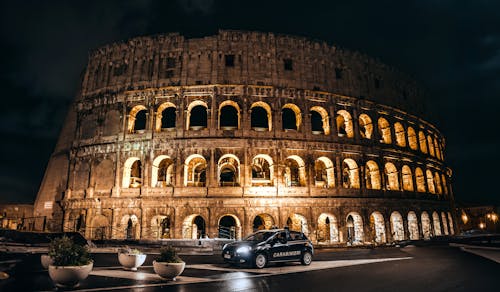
xmin=251 ymin=154 xmax=274 ymax=186
xmin=447 ymin=212 xmax=454 ymax=235
xmin=127 ymin=105 xmax=147 ymax=133
xmin=218 ymin=154 xmax=240 ymax=186
xmin=310 ymin=106 xmax=330 ymax=135
xmin=369 ymin=211 xmax=386 ymax=244
xmin=434 ymin=138 xmax=441 ymax=160
xmin=426 ymin=169 xmax=435 ymax=194
xmin=186 ymin=100 xmax=208 ymax=130
xmin=122 ymin=157 xmax=141 ymax=188
xmin=358 ymin=113 xmax=373 ymax=139
xmin=421 ymin=211 xmax=432 ymax=239
xmin=151 ymin=155 xmax=174 ymax=187
xmin=336 ymin=110 xmax=354 ymax=138
xmin=120 ymin=214 xmax=140 ymax=240
xmin=415 ymin=167 xmax=426 ymax=192
xmin=342 ymin=158 xmax=360 ymax=188
xmin=407 ymin=126 xmax=418 ymax=150
xmin=155 ymin=102 xmax=176 ymax=132
xmin=434 ymin=172 xmax=442 ymax=194
xmin=250 ymin=101 xmax=272 ymax=131
xmin=182 ymin=214 xmax=206 ymax=239
xmin=218 ymin=214 xmax=242 ymax=239
xmin=390 ymin=211 xmax=405 ymax=241
xmin=317 ymin=213 xmax=339 ymax=243
xmin=184 ymin=154 xmax=207 ymax=187
xmin=427 ymin=135 xmax=435 ymax=156
xmin=441 ymin=212 xmax=449 ymax=235
xmin=432 ymin=211 xmax=442 ymax=236
xmin=346 ymin=212 xmax=364 ymax=244
xmin=89 ymin=215 xmax=110 ymax=240
xmin=284 ymin=155 xmax=306 ymax=186
xmin=365 ymin=160 xmax=381 ymax=190
xmin=394 ymin=122 xmax=406 ymax=147
xmin=314 ymin=156 xmax=335 ymax=188
xmin=419 ymin=131 xmax=428 ymax=154
xmin=253 ymin=213 xmax=275 ymax=231
xmin=378 ymin=117 xmax=392 ymax=144
xmin=218 ymin=100 xmax=241 ymax=130
xmin=286 ymin=213 xmax=309 ymax=236
xmin=384 ymin=162 xmax=399 ymax=191
xmin=150 ymin=215 xmax=171 ymax=239
xmin=408 ymin=211 xmax=419 ymax=240
xmin=401 ymin=165 xmax=414 ymax=191
xmin=282 ymin=103 xmax=302 ymax=131
xmin=441 ymin=174 xmax=448 ymax=195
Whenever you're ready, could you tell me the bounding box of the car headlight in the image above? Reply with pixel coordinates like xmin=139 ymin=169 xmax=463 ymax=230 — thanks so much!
xmin=236 ymin=246 xmax=252 ymax=254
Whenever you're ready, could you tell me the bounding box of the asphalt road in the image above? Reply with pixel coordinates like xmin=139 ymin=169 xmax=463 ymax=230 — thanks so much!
xmin=2 ymin=245 xmax=498 ymax=291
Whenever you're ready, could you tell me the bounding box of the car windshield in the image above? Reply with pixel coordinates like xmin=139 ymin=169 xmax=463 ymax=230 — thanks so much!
xmin=244 ymin=231 xmax=275 ymax=242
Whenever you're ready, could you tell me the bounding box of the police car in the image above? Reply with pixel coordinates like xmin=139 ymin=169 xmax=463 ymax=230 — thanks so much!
xmin=221 ymin=228 xmax=314 ymax=268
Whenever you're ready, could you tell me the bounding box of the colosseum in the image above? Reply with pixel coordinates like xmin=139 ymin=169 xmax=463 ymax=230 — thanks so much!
xmin=34 ymin=30 xmax=456 ymax=245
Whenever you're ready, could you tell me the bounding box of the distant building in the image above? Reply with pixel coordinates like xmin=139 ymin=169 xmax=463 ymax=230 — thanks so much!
xmin=34 ymin=31 xmax=456 ymax=244
xmin=0 ymin=204 xmax=34 ymax=230
xmin=457 ymin=204 xmax=499 ymax=233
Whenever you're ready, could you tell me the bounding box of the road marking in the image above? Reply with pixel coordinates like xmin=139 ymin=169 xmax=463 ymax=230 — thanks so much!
xmin=49 ymin=257 xmax=413 ymax=292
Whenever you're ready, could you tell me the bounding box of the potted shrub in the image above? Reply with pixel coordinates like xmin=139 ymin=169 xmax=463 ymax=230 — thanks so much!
xmin=40 ymin=254 xmax=54 ymax=269
xmin=47 ymin=236 xmax=93 ymax=288
xmin=118 ymin=247 xmax=147 ymax=271
xmin=153 ymin=246 xmax=185 ymax=281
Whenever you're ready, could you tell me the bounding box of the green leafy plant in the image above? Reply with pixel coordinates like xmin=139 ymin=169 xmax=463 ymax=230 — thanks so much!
xmin=156 ymin=246 xmax=182 ymax=263
xmin=48 ymin=236 xmax=91 ymax=266
xmin=119 ymin=246 xmax=143 ymax=255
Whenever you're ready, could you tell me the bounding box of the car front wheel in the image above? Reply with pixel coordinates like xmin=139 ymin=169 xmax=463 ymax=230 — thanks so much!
xmin=254 ymin=253 xmax=267 ymax=269
xmin=301 ymin=251 xmax=312 ymax=265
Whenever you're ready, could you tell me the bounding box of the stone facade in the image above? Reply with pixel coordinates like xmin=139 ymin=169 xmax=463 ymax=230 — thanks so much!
xmin=34 ymin=30 xmax=455 ymax=244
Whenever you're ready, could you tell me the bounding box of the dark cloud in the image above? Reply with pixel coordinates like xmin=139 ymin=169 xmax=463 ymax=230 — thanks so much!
xmin=1 ymin=0 xmax=500 ymax=205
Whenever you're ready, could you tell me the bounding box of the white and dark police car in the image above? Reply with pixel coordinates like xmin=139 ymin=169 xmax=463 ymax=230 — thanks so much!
xmin=221 ymin=228 xmax=314 ymax=268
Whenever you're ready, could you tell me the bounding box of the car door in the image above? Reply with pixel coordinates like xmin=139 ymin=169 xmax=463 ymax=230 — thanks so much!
xmin=287 ymin=231 xmax=304 ymax=261
xmin=268 ymin=231 xmax=290 ymax=262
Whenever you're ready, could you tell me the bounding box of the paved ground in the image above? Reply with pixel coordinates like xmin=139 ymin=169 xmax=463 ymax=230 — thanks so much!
xmin=1 ymin=245 xmax=498 ymax=291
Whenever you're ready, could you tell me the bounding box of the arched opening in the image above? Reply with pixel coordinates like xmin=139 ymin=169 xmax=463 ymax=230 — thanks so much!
xmin=310 ymin=106 xmax=330 ymax=135
xmin=342 ymin=159 xmax=360 ymax=188
xmin=447 ymin=212 xmax=454 ymax=235
xmin=123 ymin=157 xmax=142 ymax=188
xmin=432 ymin=211 xmax=442 ymax=236
xmin=346 ymin=212 xmax=364 ymax=244
xmin=415 ymin=167 xmax=426 ymax=192
xmin=336 ymin=110 xmax=354 ymax=138
xmin=187 ymin=101 xmax=208 ymax=130
xmin=218 ymin=215 xmax=241 ymax=239
xmin=384 ymin=162 xmax=400 ymax=191
xmin=252 ymin=214 xmax=275 ymax=231
xmin=286 ymin=213 xmax=308 ymax=236
xmin=408 ymin=211 xmax=419 ymax=240
xmin=407 ymin=127 xmax=418 ymax=150
xmin=184 ymin=154 xmax=207 ymax=187
xmin=151 ymin=155 xmax=174 ymax=187
xmin=427 ymin=135 xmax=435 ymax=156
xmin=426 ymin=169 xmax=435 ymax=194
xmin=317 ymin=213 xmax=339 ymax=243
xmin=390 ymin=211 xmax=404 ymax=241
xmin=369 ymin=212 xmax=386 ymax=244
xmin=421 ymin=211 xmax=431 ymax=239
xmin=251 ymin=154 xmax=274 ymax=186
xmin=219 ymin=101 xmax=240 ymax=130
xmin=128 ymin=105 xmax=147 ymax=133
xmin=378 ymin=117 xmax=392 ymax=144
xmin=434 ymin=138 xmax=441 ymax=160
xmin=90 ymin=215 xmax=109 ymax=241
xmin=402 ymin=165 xmax=414 ymax=191
xmin=394 ymin=122 xmax=406 ymax=147
xmin=218 ymin=154 xmax=240 ymax=187
xmin=284 ymin=155 xmax=306 ymax=187
xmin=419 ymin=131 xmax=428 ymax=154
xmin=156 ymin=102 xmax=176 ymax=131
xmin=358 ymin=113 xmax=373 ymax=139
xmin=151 ymin=215 xmax=171 ymax=239
xmin=441 ymin=212 xmax=449 ymax=235
xmin=441 ymin=174 xmax=448 ymax=195
xmin=434 ymin=172 xmax=442 ymax=194
xmin=282 ymin=104 xmax=301 ymax=131
xmin=121 ymin=214 xmax=140 ymax=240
xmin=314 ymin=157 xmax=335 ymax=188
xmin=182 ymin=214 xmax=206 ymax=239
xmin=250 ymin=102 xmax=272 ymax=131
xmin=365 ymin=160 xmax=381 ymax=190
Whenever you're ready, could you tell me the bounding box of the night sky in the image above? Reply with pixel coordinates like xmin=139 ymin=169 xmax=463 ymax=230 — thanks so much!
xmin=1 ymin=0 xmax=499 ymax=205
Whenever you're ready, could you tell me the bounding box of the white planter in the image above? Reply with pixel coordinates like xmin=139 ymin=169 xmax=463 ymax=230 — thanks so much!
xmin=153 ymin=261 xmax=185 ymax=281
xmin=40 ymin=254 xmax=54 ymax=270
xmin=48 ymin=261 xmax=93 ymax=288
xmin=118 ymin=253 xmax=147 ymax=271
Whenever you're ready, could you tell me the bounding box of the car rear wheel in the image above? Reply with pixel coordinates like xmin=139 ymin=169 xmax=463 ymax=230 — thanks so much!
xmin=254 ymin=253 xmax=267 ymax=269
xmin=301 ymin=251 xmax=312 ymax=265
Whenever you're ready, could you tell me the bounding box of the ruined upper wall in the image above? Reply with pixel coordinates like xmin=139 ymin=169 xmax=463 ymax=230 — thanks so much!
xmin=81 ymin=30 xmax=426 ymax=116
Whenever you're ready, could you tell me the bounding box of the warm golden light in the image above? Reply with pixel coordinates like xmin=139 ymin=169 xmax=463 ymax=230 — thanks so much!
xmin=461 ymin=213 xmax=468 ymax=224
xmin=479 ymin=222 xmax=485 ymax=229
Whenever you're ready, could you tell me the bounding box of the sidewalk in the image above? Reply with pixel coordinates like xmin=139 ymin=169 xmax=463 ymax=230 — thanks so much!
xmin=450 ymin=243 xmax=500 ymax=264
